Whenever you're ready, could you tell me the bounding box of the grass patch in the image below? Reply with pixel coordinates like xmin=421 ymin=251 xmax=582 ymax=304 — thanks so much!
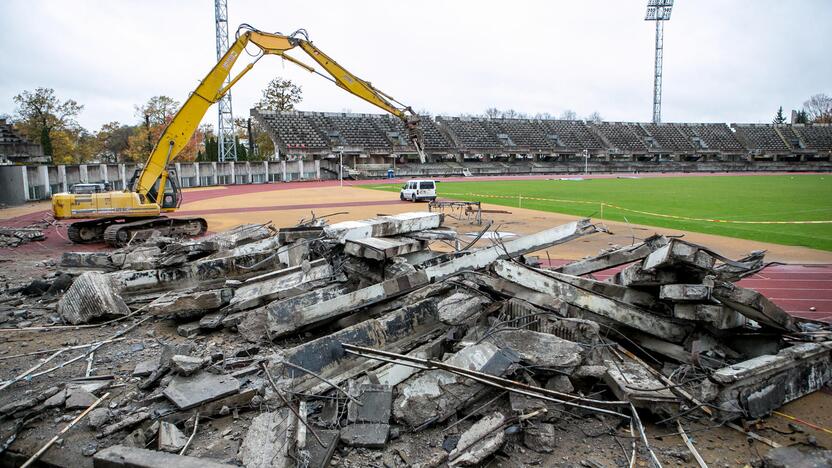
xmin=365 ymin=175 xmax=832 ymax=251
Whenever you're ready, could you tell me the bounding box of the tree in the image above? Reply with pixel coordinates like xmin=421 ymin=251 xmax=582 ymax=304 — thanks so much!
xmin=803 ymin=93 xmax=832 ymax=124
xmin=585 ymin=112 xmax=603 ymax=123
xmin=794 ymin=110 xmax=810 ymax=124
xmin=559 ymin=110 xmax=577 ymax=120
xmin=773 ymin=106 xmax=787 ymax=125
xmin=483 ymin=107 xmax=501 ymax=118
xmin=256 ymin=77 xmax=302 ymax=111
xmin=95 ymin=122 xmax=134 ymax=162
xmin=12 ymin=87 xmax=83 ymax=162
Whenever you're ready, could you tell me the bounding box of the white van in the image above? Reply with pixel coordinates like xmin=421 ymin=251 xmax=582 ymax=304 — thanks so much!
xmin=399 ymin=179 xmax=437 ymax=202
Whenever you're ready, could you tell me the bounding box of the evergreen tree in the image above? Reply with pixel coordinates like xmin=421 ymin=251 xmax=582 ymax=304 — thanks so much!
xmin=773 ymin=106 xmax=786 ymax=124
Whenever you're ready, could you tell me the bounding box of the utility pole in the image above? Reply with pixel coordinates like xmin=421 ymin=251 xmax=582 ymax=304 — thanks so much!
xmin=645 ymin=0 xmax=674 ymax=124
xmin=214 ymin=0 xmax=237 ymax=162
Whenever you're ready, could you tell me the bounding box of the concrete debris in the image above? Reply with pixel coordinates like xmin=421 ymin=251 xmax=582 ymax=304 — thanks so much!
xmin=239 ymin=409 xmax=295 ymax=468
xmin=323 ymin=212 xmax=443 ymax=243
xmin=163 ymin=372 xmax=241 ymax=410
xmin=345 ymin=236 xmax=428 ymax=260
xmin=157 ymin=421 xmax=188 ymax=452
xmin=146 ymin=288 xmax=233 ymax=318
xmin=0 ymin=226 xmax=45 ymax=247
xmin=340 ymin=423 xmax=390 ymax=448
xmin=3 ymin=213 xmax=831 ymax=467
xmin=57 ymin=271 xmax=130 ymax=324
xmin=170 ymin=355 xmax=205 ymax=376
xmin=393 ymin=341 xmax=509 ymax=428
xmin=447 ymin=412 xmax=506 ymax=466
xmin=94 ymin=445 xmax=233 ymax=467
xmin=65 ymin=388 xmax=98 ymax=410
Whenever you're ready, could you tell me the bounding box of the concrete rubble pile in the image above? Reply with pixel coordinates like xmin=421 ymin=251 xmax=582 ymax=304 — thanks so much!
xmin=0 ymin=225 xmax=46 ymax=248
xmin=1 ymin=213 xmax=831 ymax=467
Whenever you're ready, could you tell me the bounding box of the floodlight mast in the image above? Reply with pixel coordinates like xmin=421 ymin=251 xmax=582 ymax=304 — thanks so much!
xmin=645 ymin=0 xmax=673 ymax=124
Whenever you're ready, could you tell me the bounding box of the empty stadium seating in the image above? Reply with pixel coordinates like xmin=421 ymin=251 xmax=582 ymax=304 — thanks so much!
xmin=252 ymin=110 xmax=832 ymax=166
xmin=794 ymin=124 xmax=832 ymax=151
xmin=733 ymin=124 xmax=789 ymax=152
xmin=591 ymin=122 xmax=647 ymax=151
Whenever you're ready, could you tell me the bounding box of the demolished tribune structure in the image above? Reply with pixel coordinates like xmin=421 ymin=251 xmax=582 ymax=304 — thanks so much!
xmin=0 ymin=212 xmax=830 ymax=467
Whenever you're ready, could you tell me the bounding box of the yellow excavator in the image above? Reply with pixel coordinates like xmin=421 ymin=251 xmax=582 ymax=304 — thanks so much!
xmin=52 ymin=25 xmax=427 ymax=246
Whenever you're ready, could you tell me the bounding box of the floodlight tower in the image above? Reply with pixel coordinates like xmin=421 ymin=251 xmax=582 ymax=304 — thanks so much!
xmin=214 ymin=0 xmax=237 ymax=162
xmin=645 ymin=0 xmax=673 ymax=123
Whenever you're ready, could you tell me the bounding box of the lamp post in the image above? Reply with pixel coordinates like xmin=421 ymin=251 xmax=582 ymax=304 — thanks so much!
xmin=645 ymin=0 xmax=674 ymax=123
xmin=338 ymin=146 xmax=344 ymax=187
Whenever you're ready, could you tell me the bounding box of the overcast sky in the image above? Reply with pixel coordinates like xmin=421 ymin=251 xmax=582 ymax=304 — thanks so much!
xmin=1 ymin=0 xmax=830 ymax=131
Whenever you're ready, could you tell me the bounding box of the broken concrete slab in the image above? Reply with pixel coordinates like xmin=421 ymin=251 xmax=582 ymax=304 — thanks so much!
xmin=277 ymin=298 xmax=443 ymax=395
xmin=58 ymin=271 xmax=130 ymax=324
xmin=393 ymin=341 xmax=506 ymax=428
xmin=602 ymin=350 xmax=678 ymax=416
xmin=643 ymin=239 xmax=716 ymax=272
xmin=61 ymin=251 xmax=116 ymax=270
xmin=133 ymin=357 xmax=161 ymax=377
xmin=437 ymin=291 xmax=491 ymax=325
xmin=345 ymin=236 xmax=428 ymax=261
xmin=93 ymin=444 xmax=233 ymax=467
xmin=447 ymin=412 xmax=506 ymax=466
xmin=659 ymin=283 xmax=712 ymax=302
xmin=225 ymin=259 xmax=333 ymax=312
xmin=264 ymin=283 xmax=350 ymax=335
xmin=543 ymin=269 xmax=663 ymax=313
xmin=524 ymin=422 xmax=556 ymax=453
xmin=157 ymin=421 xmax=187 ymax=453
xmin=555 ymin=235 xmax=668 ymax=276
xmin=145 ymin=288 xmax=232 ymax=317
xmin=424 ymin=219 xmax=597 ymax=281
xmin=485 ymin=329 xmax=583 ymax=368
xmin=672 ymin=303 xmax=747 ymax=329
xmin=275 ymin=220 xmax=597 ymax=339
xmin=205 ymin=223 xmax=274 ymax=251
xmin=615 ymin=262 xmax=683 ymax=287
xmin=302 ymin=428 xmax=339 ymax=468
xmin=163 ymin=372 xmax=241 ymax=410
xmin=493 ymin=260 xmax=692 ymax=343
xmin=763 ymin=446 xmax=832 ymax=468
xmin=340 ymin=423 xmax=390 ymax=448
xmin=177 ymin=321 xmax=201 ymax=338
xmin=65 ymin=387 xmax=98 ymax=409
xmin=170 ymin=355 xmax=204 ymax=376
xmin=324 ymin=212 xmax=443 ymax=243
xmin=701 ymin=342 xmax=832 ymax=420
xmin=269 ymin=270 xmax=430 ymax=339
xmin=348 ymin=383 xmax=392 ymax=424
xmin=238 ymin=409 xmax=295 ymax=468
xmin=712 ymin=281 xmax=798 ymax=332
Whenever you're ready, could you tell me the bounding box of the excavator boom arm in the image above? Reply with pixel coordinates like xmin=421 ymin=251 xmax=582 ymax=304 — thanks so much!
xmin=134 ymin=26 xmax=425 ymax=198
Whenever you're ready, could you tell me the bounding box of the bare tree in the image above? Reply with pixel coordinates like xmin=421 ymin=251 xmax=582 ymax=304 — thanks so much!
xmin=585 ymin=111 xmax=603 ymax=123
xmin=559 ymin=109 xmax=577 ymax=120
xmin=483 ymin=107 xmax=501 ymax=118
xmin=803 ymin=93 xmax=832 ymax=123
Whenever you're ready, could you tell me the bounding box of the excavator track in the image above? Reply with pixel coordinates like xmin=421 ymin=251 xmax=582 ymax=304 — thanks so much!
xmin=102 ymin=216 xmax=208 ymax=247
xmin=66 ymin=218 xmax=121 ymax=244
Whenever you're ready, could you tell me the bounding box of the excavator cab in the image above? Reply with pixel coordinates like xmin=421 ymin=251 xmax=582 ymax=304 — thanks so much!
xmin=146 ymin=170 xmax=182 ymax=211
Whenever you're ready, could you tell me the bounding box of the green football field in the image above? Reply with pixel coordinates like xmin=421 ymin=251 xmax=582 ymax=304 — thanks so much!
xmin=365 ymin=175 xmax=832 ymax=251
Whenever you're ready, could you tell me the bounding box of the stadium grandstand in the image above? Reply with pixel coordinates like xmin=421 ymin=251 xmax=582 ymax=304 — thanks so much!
xmin=253 ymin=110 xmax=832 ymax=178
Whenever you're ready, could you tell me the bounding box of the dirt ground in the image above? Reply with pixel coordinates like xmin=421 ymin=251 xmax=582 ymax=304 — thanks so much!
xmin=1 ymin=183 xmax=832 ymax=467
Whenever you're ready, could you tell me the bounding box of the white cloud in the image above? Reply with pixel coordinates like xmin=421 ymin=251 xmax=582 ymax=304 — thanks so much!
xmin=0 ymin=0 xmax=829 ymax=130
